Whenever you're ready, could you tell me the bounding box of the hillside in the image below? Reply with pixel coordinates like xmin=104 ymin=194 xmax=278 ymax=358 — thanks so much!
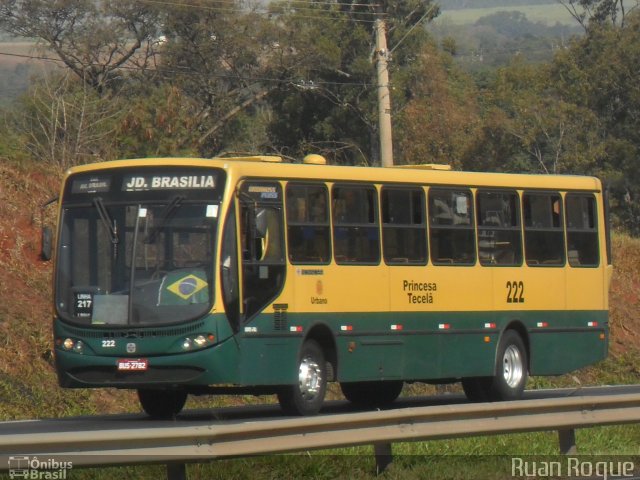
xmin=434 ymin=4 xmax=576 ymax=26
xmin=427 ymin=1 xmax=583 ymax=70
xmin=0 ymin=161 xmax=133 ymax=419
xmin=0 ymin=160 xmax=639 ymax=420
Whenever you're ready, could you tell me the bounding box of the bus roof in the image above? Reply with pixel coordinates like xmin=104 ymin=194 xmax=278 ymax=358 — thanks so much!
xmin=63 ymin=157 xmax=603 ymax=192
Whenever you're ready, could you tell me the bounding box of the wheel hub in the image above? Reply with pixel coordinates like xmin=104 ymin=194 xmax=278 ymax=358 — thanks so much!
xmin=298 ymin=356 xmax=322 ymax=399
xmin=502 ymin=345 xmax=524 ymax=388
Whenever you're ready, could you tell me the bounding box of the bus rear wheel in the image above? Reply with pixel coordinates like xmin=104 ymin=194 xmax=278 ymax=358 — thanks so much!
xmin=461 ymin=377 xmax=491 ymax=402
xmin=340 ymin=381 xmax=403 ymax=408
xmin=490 ymin=330 xmax=528 ymax=401
xmin=278 ymin=340 xmax=327 ymax=416
xmin=463 ymin=330 xmax=528 ymax=402
xmin=138 ymin=389 xmax=187 ymax=419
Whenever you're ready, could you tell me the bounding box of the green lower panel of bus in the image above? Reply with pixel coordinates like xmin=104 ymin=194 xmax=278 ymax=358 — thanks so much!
xmin=54 ymin=309 xmax=608 ymax=390
xmin=528 ymin=330 xmax=608 ymax=375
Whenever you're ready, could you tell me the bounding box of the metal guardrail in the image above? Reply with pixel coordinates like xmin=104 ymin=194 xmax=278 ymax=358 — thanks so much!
xmin=1 ymin=392 xmax=640 ymax=477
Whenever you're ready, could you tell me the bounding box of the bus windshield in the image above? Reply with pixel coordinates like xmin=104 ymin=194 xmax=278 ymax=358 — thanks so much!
xmin=55 ymin=168 xmax=224 ymax=326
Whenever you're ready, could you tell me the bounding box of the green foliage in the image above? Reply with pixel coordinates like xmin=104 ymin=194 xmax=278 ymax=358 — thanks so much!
xmin=116 ymin=84 xmax=200 ymax=158
xmin=159 ymin=2 xmax=277 ymax=156
xmin=7 ymin=71 xmax=122 ymax=169
xmin=265 ymin=0 xmax=439 ymax=165
xmin=395 ymin=42 xmax=481 ymax=168
xmin=424 ymin=8 xmax=640 ymax=233
xmin=558 ymin=0 xmax=632 ymax=29
xmin=549 ymin=14 xmax=640 ymax=233
xmin=465 ymin=59 xmax=606 ymax=174
xmin=0 ymin=0 xmax=640 ymax=232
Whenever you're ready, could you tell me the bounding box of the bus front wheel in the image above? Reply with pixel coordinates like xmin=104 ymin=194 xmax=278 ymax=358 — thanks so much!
xmin=138 ymin=389 xmax=187 ymax=419
xmin=278 ymin=340 xmax=327 ymax=416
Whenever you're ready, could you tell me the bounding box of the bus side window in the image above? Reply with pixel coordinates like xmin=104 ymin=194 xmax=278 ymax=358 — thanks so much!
xmin=476 ymin=190 xmax=522 ymax=266
xmin=523 ymin=192 xmax=565 ymax=266
xmin=565 ymin=194 xmax=599 ymax=267
xmin=256 ymin=207 xmax=284 ymax=262
xmin=332 ymin=185 xmax=380 ymax=265
xmin=286 ymin=183 xmax=331 ymax=264
xmin=428 ymin=188 xmax=476 ymax=265
xmin=381 ymin=187 xmax=427 ymax=265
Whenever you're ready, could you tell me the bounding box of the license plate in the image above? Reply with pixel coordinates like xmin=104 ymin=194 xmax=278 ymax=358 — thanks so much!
xmin=117 ymin=358 xmax=148 ymax=371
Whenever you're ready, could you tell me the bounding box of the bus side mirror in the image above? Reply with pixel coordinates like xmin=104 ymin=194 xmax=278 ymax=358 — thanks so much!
xmin=41 ymin=226 xmax=53 ymax=261
xmin=39 ymin=196 xmax=58 ymax=262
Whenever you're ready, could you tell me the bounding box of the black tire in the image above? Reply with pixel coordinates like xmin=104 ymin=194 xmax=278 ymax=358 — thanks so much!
xmin=462 ymin=330 xmax=528 ymax=402
xmin=138 ymin=389 xmax=187 ymax=419
xmin=461 ymin=377 xmax=491 ymax=402
xmin=488 ymin=330 xmax=528 ymax=401
xmin=277 ymin=340 xmax=327 ymax=416
xmin=340 ymin=381 xmax=403 ymax=408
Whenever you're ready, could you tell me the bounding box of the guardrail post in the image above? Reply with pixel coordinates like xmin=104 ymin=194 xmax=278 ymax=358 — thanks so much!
xmin=167 ymin=463 xmax=187 ymax=480
xmin=374 ymin=442 xmax=393 ymax=474
xmin=558 ymin=428 xmax=577 ymax=455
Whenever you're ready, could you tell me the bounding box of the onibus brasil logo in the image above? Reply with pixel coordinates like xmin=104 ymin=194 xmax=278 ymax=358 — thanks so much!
xmin=8 ymin=456 xmax=72 ymax=479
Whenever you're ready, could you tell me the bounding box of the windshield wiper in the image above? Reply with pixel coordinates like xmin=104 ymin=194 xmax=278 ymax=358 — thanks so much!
xmin=93 ymin=198 xmax=119 ymax=257
xmin=144 ymin=195 xmax=185 ymax=244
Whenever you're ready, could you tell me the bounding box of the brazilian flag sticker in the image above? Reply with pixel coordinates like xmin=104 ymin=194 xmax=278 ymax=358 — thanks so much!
xmin=166 ymin=274 xmax=208 ymax=301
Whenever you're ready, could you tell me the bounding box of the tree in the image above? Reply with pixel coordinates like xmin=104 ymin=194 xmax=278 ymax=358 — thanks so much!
xmin=477 ymin=60 xmax=605 ymax=175
xmin=265 ymin=0 xmax=440 ymax=164
xmin=116 ymin=84 xmax=200 ymax=159
xmin=10 ymin=71 xmax=120 ymax=170
xmin=0 ymin=0 xmax=162 ymax=94
xmin=395 ymin=42 xmax=481 ymax=168
xmin=158 ymin=1 xmax=278 ymax=156
xmin=558 ymin=0 xmax=639 ymax=30
xmin=549 ymin=11 xmax=640 ymax=233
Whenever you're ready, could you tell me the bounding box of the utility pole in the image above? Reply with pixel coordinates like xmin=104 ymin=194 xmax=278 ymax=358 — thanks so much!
xmin=375 ymin=18 xmax=394 ymax=167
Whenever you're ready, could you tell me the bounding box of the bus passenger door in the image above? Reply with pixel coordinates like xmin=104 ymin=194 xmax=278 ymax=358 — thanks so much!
xmin=221 ymin=202 xmax=241 ymax=331
xmin=238 ymin=181 xmax=286 ymax=321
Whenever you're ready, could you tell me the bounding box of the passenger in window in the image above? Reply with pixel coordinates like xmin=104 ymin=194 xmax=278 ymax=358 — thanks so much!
xmin=334 ymin=189 xmax=359 ymax=223
xmin=552 ymin=197 xmax=562 ymax=227
xmin=286 ymin=190 xmax=304 ymax=224
xmin=309 ymin=190 xmax=326 ymax=223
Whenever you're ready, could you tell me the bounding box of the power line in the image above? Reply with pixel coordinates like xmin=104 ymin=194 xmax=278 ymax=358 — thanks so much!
xmin=138 ymin=0 xmax=382 ymax=10
xmin=137 ymin=0 xmax=384 ymax=21
xmin=0 ymin=50 xmax=378 ymax=88
xmin=0 ymin=50 xmax=62 ymax=64
xmin=389 ymin=3 xmax=437 ymax=54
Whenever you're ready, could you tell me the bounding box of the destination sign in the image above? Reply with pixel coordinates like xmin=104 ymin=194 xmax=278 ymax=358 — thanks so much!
xmin=71 ymin=176 xmax=111 ymax=194
xmin=122 ymin=174 xmax=217 ymax=191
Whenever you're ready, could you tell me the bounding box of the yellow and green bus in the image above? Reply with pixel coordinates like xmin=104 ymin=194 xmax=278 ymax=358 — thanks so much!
xmin=48 ymin=155 xmax=611 ymax=417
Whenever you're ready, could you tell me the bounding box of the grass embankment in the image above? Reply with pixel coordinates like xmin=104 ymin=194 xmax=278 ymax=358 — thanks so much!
xmin=0 ymin=161 xmax=639 ymax=478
